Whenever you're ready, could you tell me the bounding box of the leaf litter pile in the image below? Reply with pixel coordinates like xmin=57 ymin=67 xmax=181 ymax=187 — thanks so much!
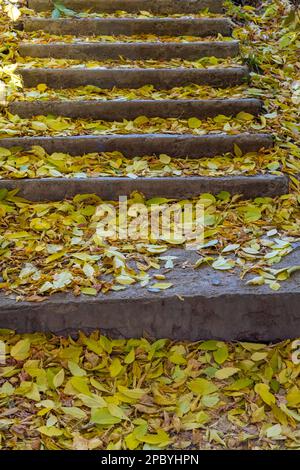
xmin=0 ymin=331 xmax=300 ymax=450
xmin=0 ymin=0 xmax=299 ymax=450
xmin=1 ymin=188 xmax=300 ymax=298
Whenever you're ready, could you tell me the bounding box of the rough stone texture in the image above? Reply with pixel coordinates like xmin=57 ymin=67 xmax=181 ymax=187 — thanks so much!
xmin=0 ymin=175 xmax=288 ymax=200
xmin=9 ymin=98 xmax=263 ymax=120
xmin=1 ymin=249 xmax=300 ymax=341
xmin=23 ymin=17 xmax=234 ymax=37
xmin=27 ymin=0 xmax=225 ymax=14
xmin=19 ymin=66 xmax=249 ymax=89
xmin=19 ymin=41 xmax=239 ymax=61
xmin=0 ymin=133 xmax=274 ymax=157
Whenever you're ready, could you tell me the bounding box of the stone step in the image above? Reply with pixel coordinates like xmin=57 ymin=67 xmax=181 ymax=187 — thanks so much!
xmin=9 ymin=98 xmax=262 ymax=120
xmin=0 ymin=175 xmax=288 ymax=200
xmin=27 ymin=0 xmax=225 ymax=14
xmin=19 ymin=40 xmax=239 ymax=61
xmin=23 ymin=17 xmax=234 ymax=37
xmin=19 ymin=66 xmax=249 ymax=89
xmin=0 ymin=133 xmax=273 ymax=157
xmin=1 ymin=248 xmax=300 ymax=341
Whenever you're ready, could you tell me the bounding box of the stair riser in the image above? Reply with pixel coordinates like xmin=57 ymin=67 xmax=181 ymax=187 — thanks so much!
xmin=19 ymin=67 xmax=249 ymax=89
xmin=0 ymin=134 xmax=273 ymax=157
xmin=0 ymin=290 xmax=300 ymax=343
xmin=27 ymin=0 xmax=225 ymax=14
xmin=0 ymin=175 xmax=288 ymax=200
xmin=9 ymin=99 xmax=262 ymax=120
xmin=23 ymin=17 xmax=233 ymax=37
xmin=19 ymin=42 xmax=239 ymax=61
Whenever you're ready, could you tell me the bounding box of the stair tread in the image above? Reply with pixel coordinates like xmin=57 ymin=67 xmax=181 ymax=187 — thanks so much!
xmin=0 ymin=174 xmax=288 ymax=200
xmin=27 ymin=0 xmax=225 ymax=14
xmin=23 ymin=16 xmax=234 ymax=36
xmin=19 ymin=41 xmax=240 ymax=61
xmin=19 ymin=66 xmax=249 ymax=89
xmin=2 ymin=248 xmax=300 ymax=340
xmin=0 ymin=132 xmax=273 ymax=157
xmin=9 ymin=97 xmax=262 ymax=119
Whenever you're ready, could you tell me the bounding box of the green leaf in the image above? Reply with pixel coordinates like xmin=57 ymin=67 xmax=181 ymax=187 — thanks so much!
xmin=61 ymin=407 xmax=86 ymax=420
xmin=90 ymin=408 xmax=122 ymax=426
xmin=213 ymin=345 xmax=228 ymax=364
xmin=68 ymin=361 xmax=86 ymax=377
xmin=212 ymin=256 xmax=235 ymax=271
xmin=78 ymin=393 xmax=106 ymax=408
xmin=124 ymin=348 xmax=135 ymax=364
xmin=0 ymin=188 xmax=8 ymax=201
xmin=215 ymin=367 xmax=240 ymax=380
xmin=244 ymin=206 xmax=262 ymax=223
xmin=225 ymin=378 xmax=253 ymax=391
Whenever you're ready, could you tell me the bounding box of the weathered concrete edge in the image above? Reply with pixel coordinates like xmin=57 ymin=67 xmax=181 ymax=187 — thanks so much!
xmin=0 ymin=175 xmax=288 ymax=200
xmin=27 ymin=0 xmax=225 ymax=14
xmin=23 ymin=17 xmax=234 ymax=37
xmin=19 ymin=41 xmax=239 ymax=60
xmin=1 ymin=281 xmax=300 ymax=341
xmin=0 ymin=133 xmax=274 ymax=157
xmin=19 ymin=66 xmax=249 ymax=89
xmin=9 ymin=98 xmax=263 ymax=120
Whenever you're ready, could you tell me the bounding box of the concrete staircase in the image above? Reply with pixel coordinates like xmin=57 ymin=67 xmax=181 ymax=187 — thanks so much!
xmin=1 ymin=0 xmax=299 ymax=339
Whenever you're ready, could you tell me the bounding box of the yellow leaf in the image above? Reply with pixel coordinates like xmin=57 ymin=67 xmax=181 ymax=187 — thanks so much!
xmin=109 ymin=358 xmax=123 ymax=378
xmin=117 ymin=385 xmax=146 ymax=401
xmin=30 ymin=218 xmax=51 ymax=231
xmin=151 ymin=282 xmax=173 ymax=290
xmin=68 ymin=361 xmax=86 ymax=377
xmin=78 ymin=393 xmax=106 ymax=408
xmin=159 ymin=154 xmax=171 ymax=164
xmin=38 ymin=426 xmax=63 ymax=437
xmin=61 ymin=407 xmax=86 ymax=420
xmin=188 ymin=378 xmax=218 ymax=396
xmin=10 ymin=339 xmax=31 ymax=361
xmin=0 ymin=148 xmax=11 ymax=157
xmin=138 ymin=429 xmax=170 ymax=447
xmin=236 ymin=111 xmax=254 ymax=121
xmin=80 ymin=287 xmax=97 ymax=296
xmin=37 ymin=83 xmax=48 ymax=92
xmin=215 ymin=367 xmax=240 ymax=380
xmin=255 ymin=383 xmax=276 ymax=406
xmin=53 ymin=368 xmax=65 ymax=388
xmin=125 ymin=433 xmax=140 ymax=450
xmin=286 ymin=387 xmax=300 ymax=407
xmin=188 ymin=117 xmax=202 ymax=129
